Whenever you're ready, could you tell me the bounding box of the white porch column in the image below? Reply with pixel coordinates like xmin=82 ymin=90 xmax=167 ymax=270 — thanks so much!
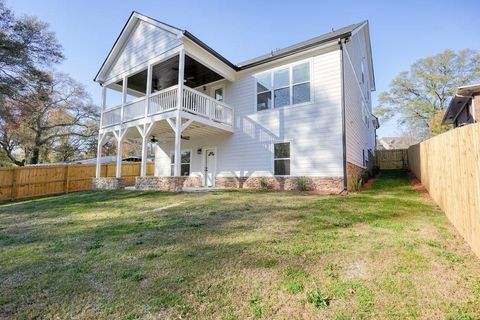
xmin=139 ymin=123 xmax=153 ymax=177
xmin=145 ymin=64 xmax=153 ymax=118
xmin=121 ymin=75 xmax=127 ymax=123
xmin=95 ymin=133 xmax=104 ymax=178
xmin=96 ymin=87 xmax=107 ymax=179
xmin=99 ymin=86 xmax=106 ymax=129
xmin=115 ymin=130 xmax=125 ymax=178
xmin=174 ymin=49 xmax=185 ymax=176
xmin=140 ymin=134 xmax=148 ymax=177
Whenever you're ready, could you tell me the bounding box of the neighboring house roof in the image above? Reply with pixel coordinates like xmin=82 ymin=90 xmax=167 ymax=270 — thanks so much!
xmin=71 ymin=156 xmax=153 ymax=164
xmin=95 ymin=11 xmax=374 ymax=89
xmin=377 ymin=137 xmax=419 ymax=150
xmin=442 ymin=83 xmax=480 ymax=125
xmin=25 ymin=156 xmax=154 ymax=166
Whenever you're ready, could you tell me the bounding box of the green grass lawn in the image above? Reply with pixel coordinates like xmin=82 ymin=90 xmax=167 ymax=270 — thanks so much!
xmin=1 ymin=171 xmax=479 ymax=319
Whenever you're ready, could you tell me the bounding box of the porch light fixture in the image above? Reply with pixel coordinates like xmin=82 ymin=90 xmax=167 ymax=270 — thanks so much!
xmin=197 ymin=148 xmax=202 ymax=155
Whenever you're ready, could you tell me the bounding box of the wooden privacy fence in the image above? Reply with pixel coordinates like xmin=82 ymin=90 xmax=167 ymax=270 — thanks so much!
xmin=375 ymin=149 xmax=409 ymax=169
xmin=0 ymin=162 xmax=154 ymax=201
xmin=408 ymin=123 xmax=480 ymax=258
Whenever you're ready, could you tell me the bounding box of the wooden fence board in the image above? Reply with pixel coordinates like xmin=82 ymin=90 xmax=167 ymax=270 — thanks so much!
xmin=408 ymin=123 xmax=480 ymax=258
xmin=375 ymin=149 xmax=409 ymax=169
xmin=0 ymin=162 xmax=154 ymax=201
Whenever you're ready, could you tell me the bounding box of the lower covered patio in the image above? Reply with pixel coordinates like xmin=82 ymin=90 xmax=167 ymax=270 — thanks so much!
xmin=93 ymin=115 xmax=233 ymax=192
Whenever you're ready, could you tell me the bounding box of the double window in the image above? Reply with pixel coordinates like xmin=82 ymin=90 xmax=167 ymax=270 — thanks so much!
xmin=170 ymin=150 xmax=191 ymax=176
xmin=274 ymin=142 xmax=290 ymax=175
xmin=256 ymin=61 xmax=311 ymax=111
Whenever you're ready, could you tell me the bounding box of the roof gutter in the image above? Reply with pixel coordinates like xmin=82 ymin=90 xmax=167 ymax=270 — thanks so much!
xmin=239 ymin=31 xmax=352 ymax=70
xmin=183 ymin=31 xmax=239 ymax=71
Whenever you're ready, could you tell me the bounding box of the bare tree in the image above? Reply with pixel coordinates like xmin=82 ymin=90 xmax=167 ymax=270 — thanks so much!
xmin=0 ymin=0 xmax=63 ymax=98
xmin=0 ymin=73 xmax=99 ymax=165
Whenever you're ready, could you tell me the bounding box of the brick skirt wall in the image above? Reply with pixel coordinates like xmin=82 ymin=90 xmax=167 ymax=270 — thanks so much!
xmin=134 ymin=176 xmax=344 ymax=194
xmin=216 ymin=176 xmax=344 ymax=194
xmin=346 ymin=162 xmax=365 ymax=190
xmin=93 ymin=177 xmax=126 ymax=190
xmin=135 ymin=176 xmax=202 ymax=191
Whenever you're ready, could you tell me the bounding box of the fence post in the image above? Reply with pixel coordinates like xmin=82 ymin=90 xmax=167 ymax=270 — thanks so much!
xmin=65 ymin=165 xmax=70 ymax=194
xmin=11 ymin=168 xmax=17 ymax=201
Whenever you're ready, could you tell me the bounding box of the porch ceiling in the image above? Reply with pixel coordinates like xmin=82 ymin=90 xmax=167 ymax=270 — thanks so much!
xmin=148 ymin=120 xmax=230 ymax=143
xmin=118 ymin=119 xmax=231 ymax=143
xmin=115 ymin=54 xmax=224 ymax=94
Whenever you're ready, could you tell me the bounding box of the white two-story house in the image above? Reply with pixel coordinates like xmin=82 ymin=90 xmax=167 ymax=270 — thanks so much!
xmin=93 ymin=12 xmax=378 ymax=193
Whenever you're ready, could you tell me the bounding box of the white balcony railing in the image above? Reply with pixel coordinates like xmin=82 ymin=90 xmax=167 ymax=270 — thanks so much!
xmin=102 ymin=106 xmax=121 ymax=127
xmin=124 ymin=98 xmax=146 ymax=122
xmin=101 ymin=85 xmax=234 ymax=128
xmin=183 ymin=86 xmax=234 ymax=125
xmin=148 ymin=86 xmax=178 ymax=115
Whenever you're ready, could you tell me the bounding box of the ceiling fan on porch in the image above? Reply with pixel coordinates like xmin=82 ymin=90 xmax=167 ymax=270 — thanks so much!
xmin=181 ymin=135 xmax=190 ymax=140
xmin=150 ymin=136 xmax=158 ymax=143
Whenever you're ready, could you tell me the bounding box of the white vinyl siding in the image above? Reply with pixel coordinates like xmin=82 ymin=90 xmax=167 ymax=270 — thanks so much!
xmin=344 ymin=27 xmax=376 ymax=168
xmin=105 ymin=19 xmax=181 ymax=82
xmin=155 ymin=47 xmax=344 ymax=178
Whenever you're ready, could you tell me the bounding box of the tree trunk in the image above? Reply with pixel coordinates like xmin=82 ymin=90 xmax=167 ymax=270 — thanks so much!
xmin=30 ymin=133 xmax=42 ymax=164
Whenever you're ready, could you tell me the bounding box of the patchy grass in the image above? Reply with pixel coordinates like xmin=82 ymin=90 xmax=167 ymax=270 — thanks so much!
xmin=0 ymin=171 xmax=479 ymax=319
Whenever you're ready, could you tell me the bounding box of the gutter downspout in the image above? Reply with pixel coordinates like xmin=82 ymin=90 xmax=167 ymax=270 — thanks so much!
xmin=339 ymin=39 xmax=348 ymax=191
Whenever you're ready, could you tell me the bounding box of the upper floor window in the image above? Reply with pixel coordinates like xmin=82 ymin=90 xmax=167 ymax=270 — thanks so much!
xmin=214 ymin=87 xmax=224 ymax=102
xmin=256 ymin=61 xmax=311 ymax=112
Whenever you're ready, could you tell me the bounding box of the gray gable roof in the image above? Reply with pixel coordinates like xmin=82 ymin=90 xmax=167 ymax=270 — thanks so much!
xmin=236 ymin=21 xmax=366 ymax=69
xmin=95 ymin=11 xmax=367 ymax=82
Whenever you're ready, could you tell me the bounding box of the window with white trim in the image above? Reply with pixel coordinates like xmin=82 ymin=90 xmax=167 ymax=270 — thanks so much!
xmin=362 ymin=102 xmax=369 ymax=127
xmin=274 ymin=142 xmax=290 ymax=175
xmin=170 ymin=150 xmax=191 ymax=176
xmin=256 ymin=61 xmax=311 ymax=111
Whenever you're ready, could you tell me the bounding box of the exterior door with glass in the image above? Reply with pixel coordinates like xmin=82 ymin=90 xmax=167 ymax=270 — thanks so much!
xmin=204 ymin=148 xmax=216 ymax=187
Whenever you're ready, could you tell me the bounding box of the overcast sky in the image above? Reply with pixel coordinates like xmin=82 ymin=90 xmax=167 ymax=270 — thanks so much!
xmin=7 ymin=0 xmax=480 ymax=137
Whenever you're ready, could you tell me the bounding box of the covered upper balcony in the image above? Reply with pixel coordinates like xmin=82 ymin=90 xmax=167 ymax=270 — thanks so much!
xmin=100 ymin=52 xmax=234 ymax=133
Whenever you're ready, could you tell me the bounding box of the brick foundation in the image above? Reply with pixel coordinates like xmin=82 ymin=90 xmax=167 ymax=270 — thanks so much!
xmin=346 ymin=162 xmax=365 ymax=190
xmin=215 ymin=176 xmax=344 ymax=194
xmin=135 ymin=176 xmax=202 ymax=192
xmin=92 ymin=177 xmax=126 ymax=190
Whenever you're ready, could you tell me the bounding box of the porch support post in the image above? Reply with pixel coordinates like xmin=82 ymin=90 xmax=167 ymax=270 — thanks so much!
xmin=174 ymin=49 xmax=185 ymax=176
xmin=99 ymin=86 xmax=106 ymax=129
xmin=95 ymin=132 xmax=106 ymax=178
xmin=138 ymin=123 xmax=154 ymax=177
xmin=121 ymin=75 xmax=127 ymax=123
xmin=96 ymin=87 xmax=107 ymax=179
xmin=145 ymin=64 xmax=153 ymax=118
xmin=114 ymin=129 xmax=126 ymax=178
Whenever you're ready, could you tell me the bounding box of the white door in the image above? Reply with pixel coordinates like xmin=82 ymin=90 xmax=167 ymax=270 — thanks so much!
xmin=204 ymin=149 xmax=216 ymax=187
